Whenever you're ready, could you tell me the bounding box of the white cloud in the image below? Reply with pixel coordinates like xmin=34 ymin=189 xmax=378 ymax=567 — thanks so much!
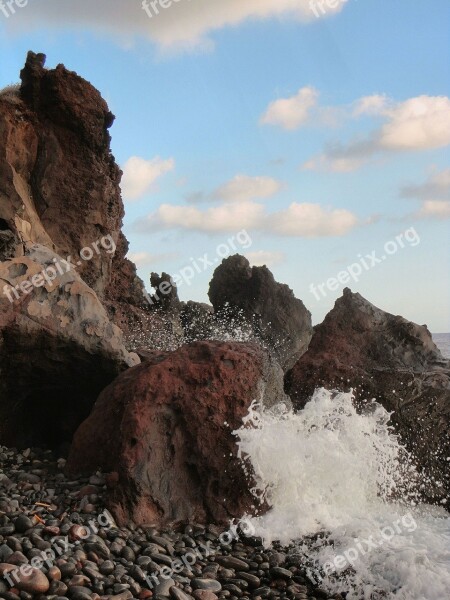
xmin=304 ymin=95 xmax=450 ymax=172
xmin=245 ymin=250 xmax=285 ymax=267
xmin=134 ymin=200 xmax=359 ymax=237
xmin=121 ymin=156 xmax=175 ymax=201
xmin=414 ymin=200 xmax=450 ymax=219
xmin=270 ymin=202 xmax=358 ymax=236
xmin=136 ymin=201 xmax=266 ymax=233
xmin=6 ymin=0 xmax=345 ymax=51
xmin=352 ymin=94 xmax=389 ymax=117
xmin=127 ymin=251 xmax=179 ymax=267
xmin=302 ymin=154 xmax=367 ymax=173
xmin=261 ymin=86 xmax=319 ymax=130
xmin=401 ymin=167 xmax=450 ymax=220
xmin=401 ymin=167 xmax=450 ymax=202
xmin=379 ymin=96 xmax=450 ymax=151
xmin=215 ymin=175 xmax=282 ymax=202
xmin=187 ymin=174 xmax=282 ymax=203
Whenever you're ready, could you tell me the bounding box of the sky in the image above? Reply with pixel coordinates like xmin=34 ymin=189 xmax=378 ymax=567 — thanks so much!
xmin=0 ymin=0 xmax=449 ymax=331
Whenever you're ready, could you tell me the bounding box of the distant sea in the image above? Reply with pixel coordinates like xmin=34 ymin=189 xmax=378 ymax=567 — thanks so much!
xmin=433 ymin=332 xmax=450 ymax=359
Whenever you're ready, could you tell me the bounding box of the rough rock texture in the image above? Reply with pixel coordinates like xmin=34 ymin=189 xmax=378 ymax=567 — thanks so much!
xmin=208 ymin=255 xmax=313 ymax=371
xmin=67 ymin=341 xmax=289 ymax=526
xmin=0 ymin=51 xmax=147 ymax=327
xmin=286 ymin=288 xmax=450 ymax=503
xmin=0 ymin=244 xmax=138 ymax=450
xmin=149 ymin=271 xmax=182 ymax=313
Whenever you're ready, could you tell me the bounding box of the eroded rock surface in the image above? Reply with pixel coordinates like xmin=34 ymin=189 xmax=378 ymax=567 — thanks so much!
xmin=208 ymin=255 xmax=313 ymax=371
xmin=0 ymin=245 xmax=138 ymax=450
xmin=0 ymin=51 xmax=147 ymax=325
xmin=67 ymin=341 xmax=289 ymax=526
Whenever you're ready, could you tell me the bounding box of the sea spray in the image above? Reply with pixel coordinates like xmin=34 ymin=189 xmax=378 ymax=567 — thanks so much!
xmin=234 ymin=388 xmax=450 ymax=599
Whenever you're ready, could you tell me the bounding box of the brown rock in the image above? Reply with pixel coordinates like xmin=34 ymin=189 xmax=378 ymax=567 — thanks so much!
xmin=0 ymin=244 xmax=138 ymax=450
xmin=286 ymin=288 xmax=450 ymax=503
xmin=68 ymin=524 xmax=91 ymax=542
xmin=67 ymin=341 xmax=289 ymax=526
xmin=47 ymin=566 xmax=61 ymax=581
xmin=0 ymin=51 xmax=154 ymax=336
xmin=43 ymin=526 xmax=60 ymax=536
xmin=12 ymin=566 xmax=49 ymax=594
xmin=193 ymin=591 xmax=219 ymax=600
xmin=208 ymin=255 xmax=313 ymax=371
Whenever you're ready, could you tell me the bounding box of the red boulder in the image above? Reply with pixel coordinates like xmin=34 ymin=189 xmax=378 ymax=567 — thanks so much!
xmin=67 ymin=341 xmax=287 ymax=526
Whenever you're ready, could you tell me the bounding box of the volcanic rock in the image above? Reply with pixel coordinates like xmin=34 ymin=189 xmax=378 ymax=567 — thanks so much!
xmin=67 ymin=341 xmax=290 ymax=526
xmin=286 ymin=288 xmax=450 ymax=502
xmin=0 ymin=244 xmax=138 ymax=450
xmin=0 ymin=51 xmax=151 ymax=334
xmin=208 ymin=255 xmax=313 ymax=371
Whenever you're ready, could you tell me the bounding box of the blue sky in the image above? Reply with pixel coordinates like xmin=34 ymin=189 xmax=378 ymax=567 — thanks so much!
xmin=1 ymin=0 xmax=449 ymax=330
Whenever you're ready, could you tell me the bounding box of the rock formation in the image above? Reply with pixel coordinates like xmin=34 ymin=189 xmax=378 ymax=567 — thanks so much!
xmin=67 ymin=341 xmax=289 ymax=526
xmin=1 ymin=51 xmax=449 ymax=531
xmin=0 ymin=245 xmax=138 ymax=450
xmin=286 ymin=288 xmax=450 ymax=503
xmin=0 ymin=51 xmax=147 ymax=328
xmin=208 ymin=255 xmax=313 ymax=371
xmin=0 ymin=51 xmax=156 ymax=450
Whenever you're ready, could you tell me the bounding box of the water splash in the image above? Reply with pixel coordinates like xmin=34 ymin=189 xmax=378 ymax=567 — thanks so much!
xmin=234 ymin=388 xmax=450 ymax=600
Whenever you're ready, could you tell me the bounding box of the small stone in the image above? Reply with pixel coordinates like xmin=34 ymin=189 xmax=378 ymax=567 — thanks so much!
xmin=215 ymin=556 xmax=249 ymax=571
xmin=0 ymin=544 xmax=14 ymax=561
xmin=48 ymin=565 xmax=62 ymax=580
xmin=17 ymin=473 xmax=41 ymax=484
xmin=68 ymin=524 xmax=90 ymax=542
xmin=0 ymin=524 xmax=15 ymax=536
xmin=237 ymin=572 xmax=260 ymax=588
xmin=14 ymin=567 xmax=50 ymax=594
xmin=192 ymin=579 xmax=222 ymax=592
xmin=99 ymin=560 xmax=115 ymax=575
xmin=268 ymin=552 xmax=286 ymax=567
xmin=7 ymin=551 xmax=28 ymax=566
xmin=48 ymin=579 xmax=68 ymax=595
xmin=253 ymin=587 xmax=271 ymax=598
xmin=109 ymin=592 xmax=133 ymax=600
xmin=270 ymin=567 xmax=293 ymax=580
xmin=68 ymin=575 xmax=91 ymax=587
xmin=68 ymin=585 xmax=94 ymax=600
xmin=193 ymin=591 xmax=219 ymax=600
xmin=13 ymin=515 xmax=34 ymax=533
xmin=2 ymin=590 xmax=21 ymax=600
xmin=170 ymin=587 xmax=193 ymax=600
xmin=44 ymin=525 xmax=61 ymax=536
xmin=155 ymin=577 xmax=175 ymax=596
xmin=59 ymin=561 xmax=77 ymax=578
xmin=121 ymin=546 xmax=135 ymax=561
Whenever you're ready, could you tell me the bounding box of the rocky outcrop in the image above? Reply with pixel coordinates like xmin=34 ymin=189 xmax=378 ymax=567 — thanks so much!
xmin=0 ymin=51 xmax=147 ymax=326
xmin=0 ymin=51 xmax=156 ymax=451
xmin=0 ymin=245 xmax=138 ymax=451
xmin=67 ymin=341 xmax=289 ymax=526
xmin=286 ymin=288 xmax=450 ymax=503
xmin=208 ymin=255 xmax=313 ymax=371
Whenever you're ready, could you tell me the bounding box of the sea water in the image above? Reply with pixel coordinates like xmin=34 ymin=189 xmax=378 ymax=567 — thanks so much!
xmin=235 ymin=389 xmax=450 ymax=600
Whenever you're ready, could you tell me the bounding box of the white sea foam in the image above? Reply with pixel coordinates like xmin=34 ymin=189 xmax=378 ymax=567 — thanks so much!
xmin=234 ymin=388 xmax=450 ymax=600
